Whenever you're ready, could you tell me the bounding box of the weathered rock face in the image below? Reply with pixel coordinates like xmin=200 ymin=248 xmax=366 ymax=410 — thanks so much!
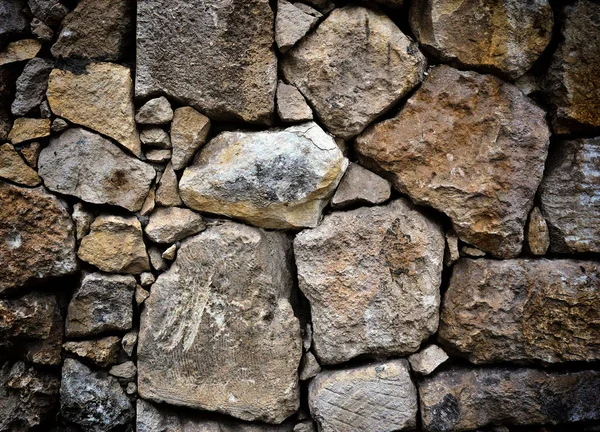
xmin=282 ymin=6 xmax=426 ymax=138
xmin=136 ymin=0 xmax=277 ymax=124
xmin=39 ymin=128 xmax=155 ymax=212
xmin=8 ymin=117 xmax=50 ymax=144
xmin=276 ymin=81 xmax=313 ymax=123
xmin=543 ymin=0 xmax=600 ymax=134
xmin=180 ymin=122 xmax=347 ymax=230
xmin=440 ymin=259 xmax=600 ymax=364
xmin=28 ymin=0 xmax=69 ymax=27
xmin=144 ymin=207 xmax=206 ymax=244
xmin=0 ymin=1 xmax=28 ymax=45
xmin=0 ymin=40 xmax=41 ymax=67
xmin=11 ymin=57 xmax=53 ymax=116
xmin=408 ymin=344 xmax=449 ymax=376
xmin=539 ymin=138 xmax=600 ymax=253
xmin=136 ymin=96 xmax=173 ymax=125
xmin=170 ymin=106 xmax=211 ymax=171
xmin=63 ymin=337 xmax=121 ymax=368
xmin=294 ymin=199 xmax=444 ymax=364
xmin=0 ymin=182 xmax=77 ymax=293
xmin=419 ymin=367 xmax=600 ymax=432
xmin=138 ymin=222 xmax=302 ymax=423
xmin=356 ymin=66 xmax=550 ymax=258
xmin=46 ymin=63 xmax=141 ymax=156
xmin=0 ymin=143 xmax=41 ymax=186
xmin=330 ymin=162 xmax=391 ymax=209
xmin=526 ymin=206 xmax=550 ymax=255
xmin=309 ymin=360 xmax=417 ymax=432
xmin=409 ymin=0 xmax=553 ymax=80
xmin=155 ymin=162 xmax=182 ymax=206
xmin=276 ymin=0 xmax=320 ymax=53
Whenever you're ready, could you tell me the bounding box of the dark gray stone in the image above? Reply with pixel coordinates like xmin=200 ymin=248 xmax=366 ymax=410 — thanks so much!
xmin=11 ymin=57 xmax=53 ymax=116
xmin=28 ymin=0 xmax=68 ymax=27
xmin=0 ymin=1 xmax=29 ymax=46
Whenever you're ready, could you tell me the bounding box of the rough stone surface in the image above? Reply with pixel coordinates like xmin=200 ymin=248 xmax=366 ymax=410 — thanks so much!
xmin=136 ymin=0 xmax=277 ymax=124
xmin=0 ymin=182 xmax=77 ymax=293
xmin=0 ymin=143 xmax=41 ymax=186
xmin=60 ymin=358 xmax=134 ymax=432
xmin=156 ymin=162 xmax=183 ymax=206
xmin=539 ymin=138 xmax=600 ymax=254
xmin=47 ymin=63 xmax=141 ymax=156
xmin=276 ymin=81 xmax=313 ymax=123
xmin=39 ymin=128 xmax=155 ymax=212
xmin=299 ymin=352 xmax=321 ymax=381
xmin=276 ymin=0 xmax=320 ymax=53
xmin=11 ymin=57 xmax=53 ymax=116
xmin=145 ymin=148 xmax=170 ymax=163
xmin=543 ymin=0 xmax=600 ymax=134
xmin=145 ymin=207 xmax=206 ymax=244
xmin=356 ymin=66 xmax=550 ymax=258
xmin=294 ymin=199 xmax=444 ymax=364
xmin=408 ymin=344 xmax=448 ymax=376
xmin=122 ymin=330 xmax=138 ymax=357
xmin=331 ymin=162 xmax=391 ymax=209
xmin=71 ymin=202 xmax=92 ymax=241
xmin=309 ymin=360 xmax=417 ymax=432
xmin=444 ymin=230 xmax=460 ymax=267
xmin=419 ymin=367 xmax=600 ymax=432
xmin=51 ymin=0 xmax=133 ymax=61
xmin=136 ymin=96 xmax=173 ymax=125
xmin=8 ymin=117 xmax=50 ymax=144
xmin=0 ymin=1 xmax=29 ymax=44
xmin=66 ymin=272 xmax=135 ymax=337
xmin=30 ymin=18 xmax=53 ymax=43
xmin=138 ymin=222 xmax=302 ymax=423
xmin=526 ymin=206 xmax=550 ymax=255
xmin=18 ymin=140 xmax=42 ymax=168
xmin=0 ymin=40 xmax=41 ymax=67
xmin=63 ymin=337 xmax=121 ymax=367
xmin=109 ymin=361 xmax=136 ymax=380
xmin=28 ymin=0 xmax=69 ymax=27
xmin=78 ymin=215 xmax=149 ymax=274
xmin=148 ymin=246 xmax=167 ymax=271
xmin=50 ymin=117 xmax=67 ymax=132
xmin=161 ymin=244 xmax=177 ymax=261
xmin=180 ymin=122 xmax=347 ymax=230
xmin=140 ymin=127 xmax=171 ymax=148
xmin=440 ymin=259 xmax=600 ymax=364
xmin=170 ymin=107 xmax=211 ymax=171
xmin=282 ymin=6 xmax=426 ymax=138
xmin=409 ymin=0 xmax=553 ymax=80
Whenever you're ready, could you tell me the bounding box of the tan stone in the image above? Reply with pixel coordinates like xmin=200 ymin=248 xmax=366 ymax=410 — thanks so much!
xmin=0 ymin=39 xmax=41 ymax=66
xmin=155 ymin=162 xmax=182 ymax=207
xmin=17 ymin=141 xmax=42 ymax=168
xmin=408 ymin=344 xmax=448 ymax=376
xmin=63 ymin=337 xmax=121 ymax=367
xmin=8 ymin=118 xmax=50 ymax=144
xmin=526 ymin=206 xmax=549 ymax=255
xmin=170 ymin=107 xmax=211 ymax=171
xmin=145 ymin=207 xmax=206 ymax=244
xmin=0 ymin=143 xmax=40 ymax=186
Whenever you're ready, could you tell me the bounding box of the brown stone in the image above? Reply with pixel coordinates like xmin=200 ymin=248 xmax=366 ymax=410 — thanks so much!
xmin=145 ymin=207 xmax=206 ymax=244
xmin=0 ymin=143 xmax=40 ymax=186
xmin=330 ymin=162 xmax=391 ymax=209
xmin=276 ymin=81 xmax=313 ymax=123
xmin=18 ymin=140 xmax=42 ymax=168
xmin=526 ymin=206 xmax=550 ymax=255
xmin=8 ymin=118 xmax=50 ymax=144
xmin=170 ymin=107 xmax=211 ymax=171
xmin=63 ymin=337 xmax=121 ymax=367
xmin=155 ymin=162 xmax=182 ymax=206
xmin=0 ymin=40 xmax=41 ymax=67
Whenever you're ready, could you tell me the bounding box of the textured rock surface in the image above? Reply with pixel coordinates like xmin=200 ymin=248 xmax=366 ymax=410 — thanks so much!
xmin=0 ymin=143 xmax=41 ymax=186
xmin=136 ymin=0 xmax=277 ymax=124
xmin=539 ymin=137 xmax=600 ymax=253
xmin=440 ymin=259 xmax=600 ymax=364
xmin=155 ymin=162 xmax=182 ymax=206
xmin=356 ymin=66 xmax=550 ymax=258
xmin=109 ymin=361 xmax=136 ymax=380
xmin=0 ymin=182 xmax=77 ymax=293
xmin=276 ymin=81 xmax=313 ymax=123
xmin=299 ymin=352 xmax=321 ymax=381
xmin=47 ymin=63 xmax=141 ymax=156
xmin=71 ymin=202 xmax=92 ymax=241
xmin=8 ymin=117 xmax=50 ymax=144
xmin=28 ymin=0 xmax=69 ymax=27
xmin=331 ymin=162 xmax=391 ymax=209
xmin=170 ymin=106 xmax=211 ymax=171
xmin=409 ymin=0 xmax=553 ymax=79
xmin=309 ymin=360 xmax=417 ymax=432
xmin=408 ymin=344 xmax=449 ymax=376
xmin=282 ymin=6 xmax=426 ymax=138
xmin=420 ymin=367 xmax=600 ymax=432
xmin=145 ymin=207 xmax=206 ymax=243
xmin=39 ymin=128 xmax=155 ymax=212
xmin=136 ymin=96 xmax=173 ymax=125
xmin=11 ymin=57 xmax=53 ymax=116
xmin=63 ymin=337 xmax=121 ymax=367
xmin=180 ymin=122 xmax=347 ymax=229
xmin=138 ymin=222 xmax=301 ymax=423
xmin=0 ymin=40 xmax=41 ymax=67
xmin=526 ymin=206 xmax=550 ymax=255
xmin=295 ymin=199 xmax=444 ymax=364
xmin=140 ymin=127 xmax=170 ymax=148
xmin=0 ymin=1 xmax=29 ymax=44
xmin=276 ymin=0 xmax=320 ymax=53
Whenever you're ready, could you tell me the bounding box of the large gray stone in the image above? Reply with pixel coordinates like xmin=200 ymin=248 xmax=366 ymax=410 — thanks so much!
xmin=11 ymin=57 xmax=53 ymax=116
xmin=0 ymin=1 xmax=29 ymax=46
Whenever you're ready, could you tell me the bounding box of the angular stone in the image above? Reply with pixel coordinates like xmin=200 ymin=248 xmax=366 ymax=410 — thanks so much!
xmin=526 ymin=206 xmax=550 ymax=255
xmin=138 ymin=222 xmax=302 ymax=423
xmin=276 ymin=0 xmax=320 ymax=53
xmin=136 ymin=0 xmax=277 ymax=124
xmin=419 ymin=367 xmax=600 ymax=432
xmin=299 ymin=352 xmax=321 ymax=381
xmin=28 ymin=0 xmax=69 ymax=27
xmin=50 ymin=117 xmax=67 ymax=132
xmin=0 ymin=182 xmax=77 ymax=293
xmin=408 ymin=344 xmax=448 ymax=376
xmin=63 ymin=336 xmax=121 ymax=367
xmin=145 ymin=207 xmax=206 ymax=244
xmin=8 ymin=117 xmax=50 ymax=144
xmin=66 ymin=272 xmax=135 ymax=337
xmin=282 ymin=7 xmax=426 ymax=138
xmin=18 ymin=140 xmax=42 ymax=168
xmin=309 ymin=360 xmax=417 ymax=432
xmin=356 ymin=66 xmax=550 ymax=258
xmin=145 ymin=148 xmax=170 ymax=163
xmin=78 ymin=215 xmax=150 ymax=274
xmin=293 ymin=421 xmax=315 ymax=432
xmin=140 ymin=272 xmax=155 ymax=287
xmin=276 ymin=81 xmax=313 ymax=123
xmin=539 ymin=137 xmax=600 ymax=253
xmin=0 ymin=40 xmax=41 ymax=67
xmin=51 ymin=0 xmax=133 ymax=61
xmin=136 ymin=96 xmax=173 ymax=125
xmin=0 ymin=1 xmax=29 ymax=44
xmin=71 ymin=202 xmax=93 ymax=241
xmin=122 ymin=330 xmax=137 ymax=356
xmin=135 ymin=285 xmax=150 ymax=305
xmin=30 ymin=18 xmax=54 ymax=43
xmin=295 ymin=199 xmax=444 ymax=364
xmin=440 ymin=259 xmax=600 ymax=364
xmin=170 ymin=106 xmax=211 ymax=171
xmin=11 ymin=57 xmax=53 ymax=116
xmin=0 ymin=143 xmax=41 ymax=186
xmin=60 ymin=359 xmax=134 ymax=432
xmin=148 ymin=246 xmax=167 ymax=271
xmin=140 ymin=127 xmax=171 ymax=149
xmin=109 ymin=361 xmax=136 ymax=380
xmin=47 ymin=63 xmax=141 ymax=156
xmin=39 ymin=128 xmax=155 ymax=212
xmin=161 ymin=244 xmax=177 ymax=261
xmin=409 ymin=0 xmax=553 ymax=80
xmin=155 ymin=161 xmax=182 ymax=206
xmin=444 ymin=230 xmax=460 ymax=267
xmin=461 ymin=245 xmax=486 ymax=257
xmin=543 ymin=1 xmax=600 ymax=134
xmin=180 ymin=122 xmax=347 ymax=229
xmin=331 ymin=162 xmax=391 ymax=209
xmin=140 ymin=184 xmax=155 ymax=216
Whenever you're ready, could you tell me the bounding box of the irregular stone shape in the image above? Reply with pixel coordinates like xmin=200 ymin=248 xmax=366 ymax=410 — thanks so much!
xmin=419 ymin=367 xmax=600 ymax=432
xmin=148 ymin=246 xmax=167 ymax=271
xmin=140 ymin=272 xmax=155 ymax=287
xmin=309 ymin=360 xmax=417 ymax=432
xmin=356 ymin=66 xmax=550 ymax=258
xmin=18 ymin=140 xmax=42 ymax=168
xmin=31 ymin=18 xmax=54 ymax=43
xmin=0 ymin=361 xmax=60 ymax=432
xmin=293 ymin=421 xmax=315 ymax=432
xmin=0 ymin=182 xmax=77 ymax=293
xmin=282 ymin=6 xmax=426 ymax=138
xmin=444 ymin=230 xmax=460 ymax=267
xmin=161 ymin=244 xmax=177 ymax=261
xmin=121 ymin=330 xmax=138 ymax=356
xmin=145 ymin=148 xmax=170 ymax=163
xmin=0 ymin=143 xmax=41 ymax=186
xmin=543 ymin=0 xmax=600 ymax=134
xmin=109 ymin=361 xmax=136 ymax=380
xmin=299 ymin=352 xmax=321 ymax=381
xmin=136 ymin=0 xmax=277 ymax=124
xmin=526 ymin=206 xmax=549 ymax=255
xmin=276 ymin=0 xmax=320 ymax=53
xmin=11 ymin=58 xmax=53 ymax=116
xmin=0 ymin=1 xmax=29 ymax=44
xmin=60 ymin=359 xmax=134 ymax=432
xmin=145 ymin=207 xmax=206 ymax=244
xmin=47 ymin=63 xmax=141 ymax=156
xmin=440 ymin=259 xmax=600 ymax=364
xmin=78 ymin=215 xmax=150 ymax=274
xmin=140 ymin=184 xmax=156 ymax=216
xmin=8 ymin=117 xmax=50 ymax=144
xmin=539 ymin=138 xmax=600 ymax=253
xmin=277 ymin=81 xmax=313 ymax=123
xmin=136 ymin=96 xmax=173 ymax=125
xmin=0 ymin=40 xmax=41 ymax=66
xmin=50 ymin=117 xmax=67 ymax=132
xmin=331 ymin=162 xmax=391 ymax=209
xmin=66 ymin=272 xmax=135 ymax=337
xmin=461 ymin=245 xmax=486 ymax=257
xmin=294 ymin=199 xmax=444 ymax=364
xmin=28 ymin=0 xmax=69 ymax=27
xmin=51 ymin=0 xmax=133 ymax=61
xmin=39 ymin=128 xmax=155 ymax=211
xmin=140 ymin=127 xmax=171 ymax=148
xmin=0 ymin=292 xmax=63 ymax=365
xmin=408 ymin=344 xmax=448 ymax=376
xmin=156 ymin=162 xmax=182 ymax=206
xmin=170 ymin=106 xmax=211 ymax=171
xmin=71 ymin=202 xmax=92 ymax=241
xmin=409 ymin=0 xmax=553 ymax=80
xmin=180 ymin=122 xmax=348 ymax=230
xmin=63 ymin=337 xmax=121 ymax=367
xmin=138 ymin=222 xmax=302 ymax=423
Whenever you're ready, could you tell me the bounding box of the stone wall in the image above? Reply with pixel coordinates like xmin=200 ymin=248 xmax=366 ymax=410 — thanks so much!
xmin=0 ymin=0 xmax=599 ymax=431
